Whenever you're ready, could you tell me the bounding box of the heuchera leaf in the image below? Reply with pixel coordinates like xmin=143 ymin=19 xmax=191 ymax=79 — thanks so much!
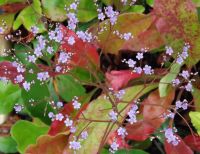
xmin=126 ymin=122 xmax=155 ymax=141
xmin=122 ymin=23 xmax=164 ymax=52
xmin=159 ymin=63 xmax=181 ymax=97
xmin=0 ymin=2 xmax=27 ymax=13
xmin=41 ymin=0 xmax=97 ymax=22
xmin=126 ymin=89 xmax=174 ymax=141
xmin=105 ymin=70 xmax=141 ymax=91
xmin=164 ymin=136 xmax=193 ymax=154
xmin=143 ymin=89 xmax=175 ymax=128
xmin=48 ymin=90 xmax=96 ymax=136
xmin=0 ymin=136 xmax=17 ymax=153
xmin=0 ymin=81 xmax=21 ymax=114
xmin=13 ymin=0 xmax=45 ymax=33
xmin=11 ymin=120 xmax=49 ymax=154
xmin=153 ymin=0 xmax=200 ymax=66
xmin=48 ymin=102 xmax=73 ymax=136
xmin=184 ymin=134 xmax=200 ymax=152
xmin=89 ymin=13 xmax=154 ymax=54
xmin=25 ymin=133 xmax=70 ymax=154
xmin=192 ymin=88 xmax=200 ymax=111
xmin=189 ymin=111 xmax=200 ymax=135
xmin=21 ymin=65 xmax=56 ymax=125
xmin=55 ymin=74 xmax=86 ymax=102
xmin=60 ymin=25 xmax=100 ymax=68
xmin=0 ymin=13 xmax=15 ymax=34
xmin=63 ymin=84 xmax=157 ymax=154
xmin=0 ymin=61 xmax=22 ymax=84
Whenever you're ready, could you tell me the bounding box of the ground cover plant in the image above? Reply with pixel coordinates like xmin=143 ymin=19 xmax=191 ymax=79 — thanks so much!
xmin=0 ymin=0 xmax=200 ymax=153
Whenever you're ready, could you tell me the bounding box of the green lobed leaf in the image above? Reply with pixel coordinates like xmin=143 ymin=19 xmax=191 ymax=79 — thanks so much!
xmin=192 ymin=88 xmax=200 ymax=111
xmin=189 ymin=111 xmax=200 ymax=135
xmin=21 ymin=65 xmax=56 ymax=125
xmin=146 ymin=0 xmax=154 ymax=7
xmin=127 ymin=5 xmax=145 ymax=13
xmin=64 ymin=84 xmax=157 ymax=153
xmin=0 ymin=81 xmax=21 ymax=114
xmin=11 ymin=120 xmax=49 ymax=154
xmin=192 ymin=0 xmax=200 ymax=7
xmin=55 ymin=74 xmax=86 ymax=102
xmin=0 ymin=136 xmax=17 ymax=153
xmin=159 ymin=63 xmax=181 ymax=97
xmin=41 ymin=0 xmax=97 ymax=22
xmin=13 ymin=0 xmax=45 ymax=33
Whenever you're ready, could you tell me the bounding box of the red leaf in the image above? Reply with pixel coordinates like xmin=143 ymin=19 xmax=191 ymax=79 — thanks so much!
xmin=0 ymin=2 xmax=28 ymax=13
xmin=0 ymin=61 xmax=23 ymax=84
xmin=142 ymin=90 xmax=175 ymax=128
xmin=126 ymin=121 xmax=155 ymax=141
xmin=48 ymin=103 xmax=73 ymax=136
xmin=107 ymin=131 xmax=129 ymax=149
xmin=59 ymin=25 xmax=99 ymax=68
xmin=165 ymin=136 xmax=193 ymax=154
xmin=122 ymin=23 xmax=164 ymax=51
xmin=184 ymin=134 xmax=200 ymax=152
xmin=105 ymin=70 xmax=141 ymax=91
xmin=48 ymin=102 xmax=88 ymax=136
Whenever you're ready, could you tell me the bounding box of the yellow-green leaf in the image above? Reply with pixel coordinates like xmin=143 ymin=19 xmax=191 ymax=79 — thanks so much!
xmin=189 ymin=111 xmax=200 ymax=135
xmin=64 ymin=84 xmax=157 ymax=154
xmin=90 ymin=13 xmax=153 ymax=54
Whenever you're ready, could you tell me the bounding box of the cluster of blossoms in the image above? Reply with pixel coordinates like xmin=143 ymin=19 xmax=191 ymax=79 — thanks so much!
xmin=72 ymin=96 xmax=81 ymax=110
xmin=31 ymin=26 xmax=39 ymax=35
xmin=58 ymin=52 xmax=73 ymax=64
xmin=172 ymin=69 xmax=197 ymax=92
xmin=109 ymin=110 xmax=118 ymax=122
xmin=127 ymin=104 xmax=138 ymax=124
xmin=48 ymin=26 xmax=63 ymax=43
xmin=109 ymin=140 xmax=119 ymax=153
xmin=0 ymin=27 xmax=4 ymax=34
xmin=166 ymin=43 xmax=190 ymax=65
xmin=123 ymin=59 xmax=154 ymax=75
xmin=117 ymin=127 xmax=128 ymax=138
xmin=69 ymin=131 xmax=88 ymax=151
xmin=97 ymin=6 xmax=119 ymax=25
xmin=164 ymin=128 xmax=180 ymax=146
xmin=113 ymin=30 xmax=133 ymax=41
xmin=14 ymin=104 xmax=24 ymax=113
xmin=175 ymin=99 xmax=188 ymax=110
xmin=34 ymin=35 xmax=47 ymax=57
xmin=37 ymin=72 xmax=50 ymax=82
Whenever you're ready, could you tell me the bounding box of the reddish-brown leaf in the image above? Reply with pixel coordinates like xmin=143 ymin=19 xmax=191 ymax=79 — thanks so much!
xmin=0 ymin=61 xmax=23 ymax=84
xmin=0 ymin=2 xmax=28 ymax=13
xmin=59 ymin=25 xmax=99 ymax=68
xmin=122 ymin=23 xmax=164 ymax=51
xmin=105 ymin=70 xmax=141 ymax=91
xmin=143 ymin=89 xmax=175 ymax=128
xmin=153 ymin=0 xmax=200 ymax=66
xmin=126 ymin=121 xmax=155 ymax=141
xmin=107 ymin=131 xmax=130 ymax=149
xmin=48 ymin=103 xmax=73 ymax=136
xmin=89 ymin=13 xmax=154 ymax=54
xmin=165 ymin=136 xmax=193 ymax=154
xmin=25 ymin=133 xmax=69 ymax=154
xmin=184 ymin=134 xmax=200 ymax=152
